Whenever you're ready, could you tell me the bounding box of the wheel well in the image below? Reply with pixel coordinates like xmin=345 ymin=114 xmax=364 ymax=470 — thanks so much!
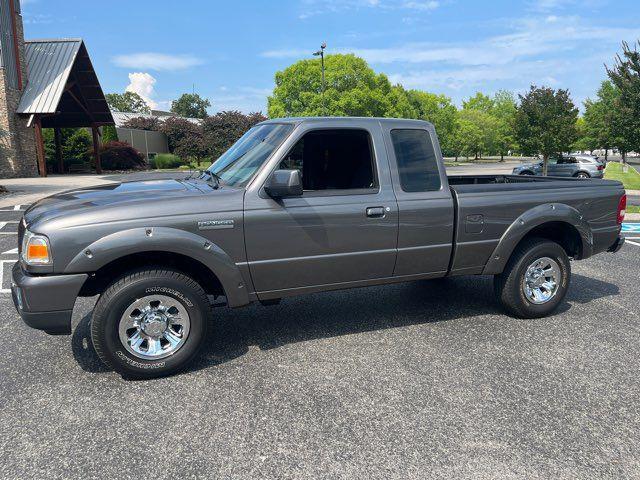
xmin=573 ymin=171 xmax=590 ymax=177
xmin=520 ymin=222 xmax=583 ymax=259
xmin=78 ymin=251 xmax=226 ymax=298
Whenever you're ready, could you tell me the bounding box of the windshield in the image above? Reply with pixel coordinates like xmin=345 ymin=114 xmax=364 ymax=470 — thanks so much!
xmin=207 ymin=123 xmax=293 ymax=187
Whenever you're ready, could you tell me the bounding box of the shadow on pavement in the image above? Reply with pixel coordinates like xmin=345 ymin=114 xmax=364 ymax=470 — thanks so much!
xmin=70 ymin=273 xmax=619 ymax=376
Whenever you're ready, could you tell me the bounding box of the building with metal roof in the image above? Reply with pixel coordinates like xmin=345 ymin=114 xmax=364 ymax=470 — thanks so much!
xmin=0 ymin=0 xmax=113 ymax=177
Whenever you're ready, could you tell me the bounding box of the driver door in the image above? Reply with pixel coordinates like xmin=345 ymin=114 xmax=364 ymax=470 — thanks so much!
xmin=243 ymin=123 xmax=398 ymax=296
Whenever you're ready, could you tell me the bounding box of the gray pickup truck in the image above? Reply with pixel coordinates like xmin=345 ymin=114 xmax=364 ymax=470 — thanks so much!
xmin=12 ymin=118 xmax=626 ymax=378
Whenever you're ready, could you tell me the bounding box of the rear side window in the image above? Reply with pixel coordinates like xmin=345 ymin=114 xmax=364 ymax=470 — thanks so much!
xmin=390 ymin=129 xmax=441 ymax=192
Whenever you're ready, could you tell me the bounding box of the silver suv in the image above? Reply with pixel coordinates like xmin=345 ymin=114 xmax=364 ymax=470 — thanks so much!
xmin=513 ymin=155 xmax=604 ymax=178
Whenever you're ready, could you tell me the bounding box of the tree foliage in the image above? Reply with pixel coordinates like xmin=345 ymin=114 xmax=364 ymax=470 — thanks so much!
xmin=203 ymin=110 xmax=267 ymax=159
xmin=405 ymin=90 xmax=458 ymax=155
xmin=606 ymin=40 xmax=640 ymax=159
xmin=122 ymin=116 xmax=162 ymax=131
xmin=462 ymin=92 xmax=495 ymax=113
xmin=159 ymin=117 xmax=206 ymax=160
xmin=455 ymin=109 xmax=500 ymax=159
xmin=105 ymin=92 xmax=150 ymax=113
xmin=170 ymin=93 xmax=212 ymax=119
xmin=98 ymin=141 xmax=146 ymax=170
xmin=268 ymin=54 xmax=411 ymax=118
xmin=514 ymin=86 xmax=578 ymax=174
xmin=582 ymin=81 xmax=620 ymax=158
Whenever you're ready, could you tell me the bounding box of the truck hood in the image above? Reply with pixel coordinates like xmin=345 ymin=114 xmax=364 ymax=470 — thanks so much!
xmin=24 ymin=179 xmax=227 ymax=227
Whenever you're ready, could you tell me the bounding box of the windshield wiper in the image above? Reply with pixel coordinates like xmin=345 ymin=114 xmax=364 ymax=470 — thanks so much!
xmin=200 ymin=170 xmax=222 ymax=189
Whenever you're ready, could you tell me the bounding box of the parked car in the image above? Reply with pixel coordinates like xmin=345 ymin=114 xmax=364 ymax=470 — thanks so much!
xmin=12 ymin=118 xmax=626 ymax=378
xmin=513 ymin=154 xmax=604 ymax=178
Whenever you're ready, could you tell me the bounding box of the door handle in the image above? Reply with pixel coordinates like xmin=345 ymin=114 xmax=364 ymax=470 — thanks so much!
xmin=366 ymin=206 xmax=386 ymax=218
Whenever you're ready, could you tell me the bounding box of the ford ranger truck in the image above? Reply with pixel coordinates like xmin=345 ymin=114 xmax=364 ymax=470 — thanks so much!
xmin=12 ymin=118 xmax=626 ymax=378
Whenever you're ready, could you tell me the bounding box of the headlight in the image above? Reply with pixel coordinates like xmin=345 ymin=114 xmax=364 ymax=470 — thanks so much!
xmin=21 ymin=229 xmax=52 ymax=265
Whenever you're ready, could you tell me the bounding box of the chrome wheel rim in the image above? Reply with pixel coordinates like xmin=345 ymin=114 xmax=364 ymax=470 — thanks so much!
xmin=523 ymin=257 xmax=561 ymax=305
xmin=118 ymin=295 xmax=190 ymax=360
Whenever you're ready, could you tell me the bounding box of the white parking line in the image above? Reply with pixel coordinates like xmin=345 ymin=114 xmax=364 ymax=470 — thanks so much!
xmin=2 ymin=248 xmax=18 ymax=255
xmin=0 ymin=260 xmax=15 ymax=293
xmin=627 ymin=240 xmax=640 ymax=247
xmin=13 ymin=205 xmax=21 ymax=211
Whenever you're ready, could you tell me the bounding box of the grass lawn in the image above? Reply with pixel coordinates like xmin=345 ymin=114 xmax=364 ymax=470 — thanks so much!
xmin=627 ymin=205 xmax=640 ymax=214
xmin=604 ymin=162 xmax=640 ymax=190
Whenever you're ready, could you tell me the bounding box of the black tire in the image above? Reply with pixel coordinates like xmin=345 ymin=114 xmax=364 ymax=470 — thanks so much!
xmin=493 ymin=238 xmax=571 ymax=318
xmin=91 ymin=269 xmax=211 ymax=379
xmin=574 ymin=171 xmax=590 ymax=179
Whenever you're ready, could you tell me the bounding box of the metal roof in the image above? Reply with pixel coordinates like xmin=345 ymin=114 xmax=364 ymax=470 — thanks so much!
xmin=17 ymin=39 xmax=82 ymax=114
xmin=16 ymin=38 xmax=113 ymax=128
xmin=112 ymin=111 xmax=202 ymax=128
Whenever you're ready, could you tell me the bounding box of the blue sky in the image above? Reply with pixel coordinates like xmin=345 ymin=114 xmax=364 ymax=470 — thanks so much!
xmin=21 ymin=0 xmax=640 ymax=114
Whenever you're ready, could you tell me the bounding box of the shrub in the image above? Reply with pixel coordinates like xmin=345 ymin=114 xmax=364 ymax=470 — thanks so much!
xmin=152 ymin=153 xmax=183 ymax=169
xmin=122 ymin=116 xmax=161 ymax=131
xmin=99 ymin=141 xmax=146 ymax=170
xmin=202 ymin=110 xmax=267 ymax=159
xmin=63 ymin=129 xmax=92 ymax=164
xmin=160 ymin=116 xmax=206 ymax=159
xmin=101 ymin=125 xmax=119 ymax=143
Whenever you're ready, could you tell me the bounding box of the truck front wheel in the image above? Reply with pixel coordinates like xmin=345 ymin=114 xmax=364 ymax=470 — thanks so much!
xmin=91 ymin=269 xmax=211 ymax=379
xmin=494 ymin=238 xmax=571 ymax=318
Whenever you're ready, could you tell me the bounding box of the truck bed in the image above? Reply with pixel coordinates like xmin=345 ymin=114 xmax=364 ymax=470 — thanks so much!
xmin=448 ymin=174 xmax=621 ymax=192
xmin=446 ymin=175 xmax=624 ymax=276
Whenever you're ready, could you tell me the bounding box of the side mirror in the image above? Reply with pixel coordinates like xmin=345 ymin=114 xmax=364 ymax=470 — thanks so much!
xmin=264 ymin=169 xmax=303 ymax=198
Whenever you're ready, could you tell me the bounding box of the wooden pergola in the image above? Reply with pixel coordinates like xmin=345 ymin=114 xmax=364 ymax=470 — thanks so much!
xmin=16 ymin=39 xmax=114 ymax=177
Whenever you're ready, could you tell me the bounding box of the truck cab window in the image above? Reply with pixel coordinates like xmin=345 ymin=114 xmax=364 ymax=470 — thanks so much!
xmin=390 ymin=129 xmax=441 ymax=192
xmin=279 ymin=129 xmax=376 ymax=191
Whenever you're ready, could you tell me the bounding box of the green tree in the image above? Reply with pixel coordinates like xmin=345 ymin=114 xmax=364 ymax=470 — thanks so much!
xmin=572 ymin=117 xmax=598 ymax=153
xmin=455 ymin=109 xmax=499 ymax=160
xmin=405 ymin=90 xmax=458 ymax=155
xmin=170 ymin=93 xmax=211 ymax=119
xmin=514 ymin=86 xmax=578 ymax=175
xmin=606 ymin=41 xmax=640 ymax=162
xmin=583 ymin=81 xmax=620 ymax=161
xmin=462 ymin=92 xmax=495 ymax=113
xmin=492 ymin=90 xmax=518 ymax=161
xmin=268 ymin=54 xmax=407 ymax=118
xmin=105 ymin=92 xmax=150 ymax=113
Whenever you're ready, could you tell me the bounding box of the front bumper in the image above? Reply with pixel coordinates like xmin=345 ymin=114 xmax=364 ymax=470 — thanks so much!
xmin=607 ymin=234 xmax=625 ymax=253
xmin=11 ymin=263 xmax=88 ymax=335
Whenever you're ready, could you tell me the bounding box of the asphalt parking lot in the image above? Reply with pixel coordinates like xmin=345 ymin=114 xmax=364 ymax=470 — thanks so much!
xmin=1 ymin=204 xmax=639 ymax=479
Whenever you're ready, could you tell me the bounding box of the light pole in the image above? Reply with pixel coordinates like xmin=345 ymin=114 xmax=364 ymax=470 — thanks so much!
xmin=313 ymin=42 xmax=327 ymax=116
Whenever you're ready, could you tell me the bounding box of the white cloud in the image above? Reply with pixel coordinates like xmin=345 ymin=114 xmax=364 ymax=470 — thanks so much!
xmin=125 ymin=72 xmax=159 ymax=109
xmin=298 ymin=0 xmax=440 ymax=18
xmin=112 ymin=53 xmax=204 ymax=71
xmin=263 ymin=15 xmax=640 ymax=69
xmin=403 ymin=1 xmax=439 ymax=11
xmin=528 ymin=0 xmax=608 ymax=12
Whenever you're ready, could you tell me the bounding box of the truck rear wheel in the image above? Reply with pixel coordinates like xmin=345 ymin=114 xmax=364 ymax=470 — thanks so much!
xmin=494 ymin=238 xmax=571 ymax=318
xmin=91 ymin=268 xmax=211 ymax=379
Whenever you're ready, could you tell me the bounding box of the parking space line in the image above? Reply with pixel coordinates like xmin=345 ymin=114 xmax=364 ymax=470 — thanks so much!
xmin=2 ymin=248 xmax=18 ymax=255
xmin=0 ymin=260 xmax=16 ymax=293
xmin=626 ymin=240 xmax=640 ymax=247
